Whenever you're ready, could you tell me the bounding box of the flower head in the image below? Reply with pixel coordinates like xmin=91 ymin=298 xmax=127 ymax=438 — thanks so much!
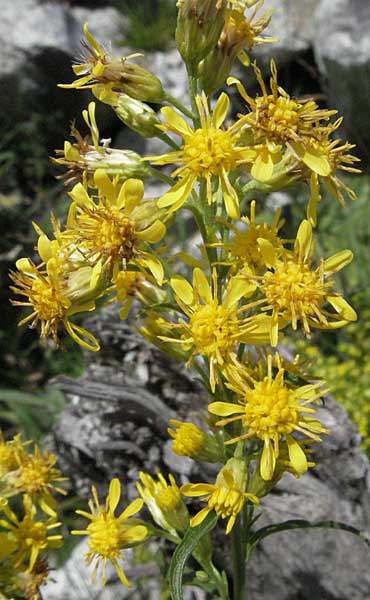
xmin=168 ymin=419 xmax=223 ymax=462
xmin=181 ymin=457 xmax=258 ymax=533
xmin=53 ymin=102 xmax=149 ymax=186
xmin=137 ymin=472 xmax=189 ymax=534
xmin=209 ymin=353 xmax=329 ymax=480
xmin=160 ymin=267 xmax=271 ymax=391
xmin=252 ymin=219 xmax=357 ymax=345
xmin=7 ymin=445 xmax=67 ymax=516
xmin=216 ymin=200 xmax=284 ymax=273
xmin=72 ymin=479 xmax=147 ymax=587
xmin=151 ymin=92 xmax=252 ymax=218
xmin=0 ymin=497 xmax=62 ymax=572
xmin=59 ymin=23 xmax=164 ymax=102
xmin=65 ymin=170 xmax=165 ymax=284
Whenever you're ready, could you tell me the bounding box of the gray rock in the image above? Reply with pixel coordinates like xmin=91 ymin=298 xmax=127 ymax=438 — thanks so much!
xmin=312 ymin=0 xmax=370 ymax=161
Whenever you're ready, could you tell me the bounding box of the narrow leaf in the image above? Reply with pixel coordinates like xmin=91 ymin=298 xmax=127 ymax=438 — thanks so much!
xmin=169 ymin=511 xmax=218 ymax=600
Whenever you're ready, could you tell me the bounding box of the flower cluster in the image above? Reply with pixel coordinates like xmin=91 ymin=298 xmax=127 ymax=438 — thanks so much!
xmin=0 ymin=432 xmax=66 ymax=599
xmin=7 ymin=1 xmax=362 ymax=597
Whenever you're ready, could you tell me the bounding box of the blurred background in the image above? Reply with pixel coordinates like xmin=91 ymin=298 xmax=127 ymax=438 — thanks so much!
xmin=0 ymin=0 xmax=369 ymax=597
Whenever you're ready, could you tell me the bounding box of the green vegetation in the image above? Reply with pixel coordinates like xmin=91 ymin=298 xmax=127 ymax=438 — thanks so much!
xmin=116 ymin=0 xmax=177 ymax=51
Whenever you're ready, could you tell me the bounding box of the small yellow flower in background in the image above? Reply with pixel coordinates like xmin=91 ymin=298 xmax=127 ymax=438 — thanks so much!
xmin=114 ymin=270 xmax=167 ymax=321
xmin=168 ymin=419 xmax=223 ymax=462
xmin=181 ymin=457 xmax=258 ymax=534
xmin=6 ymin=445 xmax=67 ymax=516
xmin=72 ymin=478 xmax=147 ymax=587
xmin=53 ymin=102 xmax=149 ymax=186
xmin=0 ymin=433 xmax=28 ymax=478
xmin=251 ymin=219 xmax=357 ymax=345
xmin=59 ymin=23 xmax=164 ymax=103
xmin=216 ymin=200 xmax=284 ymax=274
xmin=137 ymin=472 xmax=189 ymax=534
xmin=209 ymin=353 xmax=328 ymax=480
xmin=0 ymin=497 xmax=62 ymax=572
xmin=65 ymin=170 xmax=166 ymax=284
xmin=150 ymin=92 xmax=253 ymax=219
xmin=160 ymin=267 xmax=271 ymax=391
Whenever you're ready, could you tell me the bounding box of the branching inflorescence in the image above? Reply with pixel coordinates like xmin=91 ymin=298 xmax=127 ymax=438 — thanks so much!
xmin=4 ymin=1 xmax=366 ymax=598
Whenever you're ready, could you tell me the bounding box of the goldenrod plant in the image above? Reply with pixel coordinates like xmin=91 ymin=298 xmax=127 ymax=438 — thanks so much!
xmin=5 ymin=1 xmax=369 ymax=598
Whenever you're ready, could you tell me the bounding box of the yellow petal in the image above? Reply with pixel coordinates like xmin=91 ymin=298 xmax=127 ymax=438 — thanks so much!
xmin=295 ymin=219 xmax=312 ymax=261
xmin=161 ymin=106 xmax=192 ymax=136
xmin=193 ymin=268 xmax=212 ymax=304
xmin=118 ymin=178 xmax=144 ymax=212
xmin=251 ymin=149 xmax=274 ymax=182
xmin=208 ymin=402 xmax=244 ymax=417
xmin=64 ymin=320 xmax=100 ymax=352
xmin=286 ymin=435 xmax=307 ymax=474
xmin=190 ymin=507 xmax=211 ymax=528
xmin=37 ymin=234 xmax=52 ymax=263
xmin=181 ymin=483 xmax=214 ymax=496
xmin=171 ymin=275 xmax=194 ymax=305
xmin=323 ymin=250 xmax=353 ymax=274
xmin=157 ymin=176 xmax=196 ymax=211
xmin=94 ymin=169 xmax=116 ymax=203
xmin=326 ymin=296 xmax=357 ymax=321
xmin=212 ymin=92 xmax=229 ymax=129
xmin=68 ymin=182 xmax=91 ymax=206
xmin=83 ymin=22 xmax=104 ymax=55
xmin=139 ymin=253 xmax=164 ymax=285
xmin=307 ymin=172 xmax=321 ymax=226
xmin=121 ymin=498 xmax=144 ymax=520
xmin=260 ymin=439 xmax=275 ymax=481
xmin=137 ymin=220 xmax=166 ymax=243
xmin=107 ymin=478 xmax=121 ymax=513
xmin=257 ymin=238 xmax=276 ymax=268
xmin=291 ymin=141 xmax=331 ymax=177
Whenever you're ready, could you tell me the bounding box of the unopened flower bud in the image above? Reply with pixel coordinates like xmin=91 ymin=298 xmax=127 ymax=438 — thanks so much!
xmin=176 ymin=0 xmax=227 ymax=67
xmin=168 ymin=419 xmax=224 ymax=463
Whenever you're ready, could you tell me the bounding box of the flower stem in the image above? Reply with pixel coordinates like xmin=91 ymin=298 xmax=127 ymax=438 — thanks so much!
xmin=147 ymin=165 xmax=174 ymax=185
xmin=164 ymin=92 xmax=196 ymax=120
xmin=231 ymin=517 xmax=246 ymax=600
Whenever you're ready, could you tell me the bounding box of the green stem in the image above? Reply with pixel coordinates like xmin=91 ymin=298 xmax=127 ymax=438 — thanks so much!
xmin=147 ymin=165 xmax=174 ymax=185
xmin=187 ymin=68 xmax=200 ymax=128
xmin=194 ymin=553 xmax=229 ymax=600
xmin=164 ymin=92 xmax=196 ymax=120
xmin=231 ymin=518 xmax=245 ymax=600
xmin=157 ymin=131 xmax=180 ymax=151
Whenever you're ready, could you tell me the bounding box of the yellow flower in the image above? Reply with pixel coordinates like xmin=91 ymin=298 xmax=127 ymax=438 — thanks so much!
xmin=65 ymin=170 xmax=166 ymax=284
xmin=0 ymin=432 xmax=28 ymax=478
xmin=10 ymin=255 xmax=100 ymax=351
xmin=168 ymin=420 xmax=205 ymax=457
xmin=137 ymin=472 xmax=189 ymax=534
xmin=251 ymin=219 xmax=357 ymax=345
xmin=59 ymin=23 xmax=164 ymax=103
xmin=168 ymin=419 xmax=223 ymax=463
xmin=160 ymin=267 xmax=271 ymax=391
xmin=7 ymin=445 xmax=67 ymax=517
xmin=215 ymin=200 xmax=284 ymax=273
xmin=0 ymin=497 xmax=62 ymax=572
xmin=151 ymin=92 xmax=253 ymax=219
xmin=208 ymin=354 xmax=328 ymax=480
xmin=53 ymin=102 xmax=149 ymax=186
xmin=181 ymin=457 xmax=258 ymax=534
xmin=114 ymin=270 xmax=166 ymax=320
xmin=72 ymin=479 xmax=147 ymax=587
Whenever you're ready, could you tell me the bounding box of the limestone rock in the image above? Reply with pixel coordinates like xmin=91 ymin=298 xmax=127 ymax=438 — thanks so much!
xmin=312 ymin=0 xmax=370 ymax=161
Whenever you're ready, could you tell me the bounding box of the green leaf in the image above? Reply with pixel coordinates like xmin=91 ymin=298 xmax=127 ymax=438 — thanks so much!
xmin=248 ymin=519 xmax=370 ymax=555
xmin=168 ymin=511 xmax=218 ymax=600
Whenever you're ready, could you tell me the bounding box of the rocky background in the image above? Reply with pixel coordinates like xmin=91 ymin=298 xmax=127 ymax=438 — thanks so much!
xmin=1 ymin=1 xmax=370 ymax=599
